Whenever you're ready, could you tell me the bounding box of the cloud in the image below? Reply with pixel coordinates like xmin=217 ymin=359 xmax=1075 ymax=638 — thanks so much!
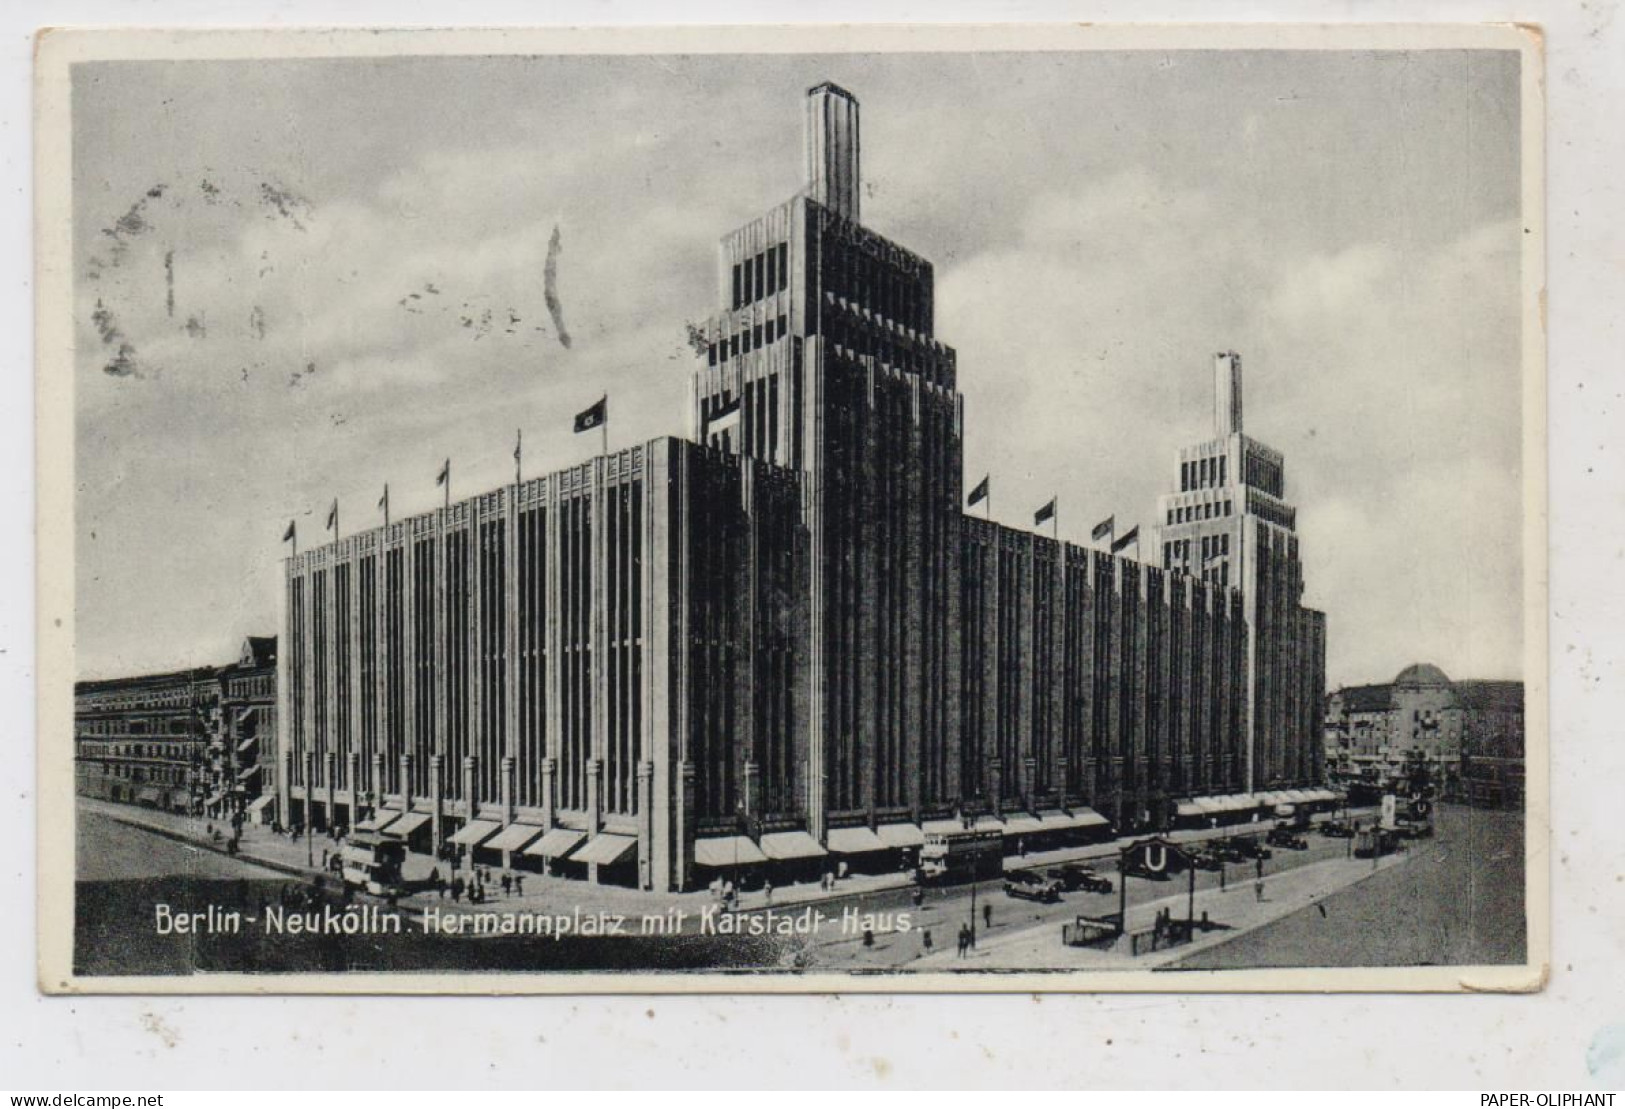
xmin=941 ymin=170 xmax=1522 ymax=686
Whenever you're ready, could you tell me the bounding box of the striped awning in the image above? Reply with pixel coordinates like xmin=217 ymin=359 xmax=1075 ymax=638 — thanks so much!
xmin=485 ymin=822 xmax=545 ymax=853
xmin=693 ymin=835 xmax=767 ymax=868
xmin=759 ymin=830 xmax=826 ymax=860
xmin=380 ymin=811 xmax=431 ymax=837
xmin=522 ymin=827 xmax=586 ymax=859
xmin=247 ymin=794 xmax=276 ymax=815
xmin=448 ymin=819 xmax=502 ymax=847
xmin=826 ymin=826 xmax=887 ymax=854
xmin=573 ymin=833 xmax=637 ymax=867
xmin=876 ymin=823 xmax=926 ymax=848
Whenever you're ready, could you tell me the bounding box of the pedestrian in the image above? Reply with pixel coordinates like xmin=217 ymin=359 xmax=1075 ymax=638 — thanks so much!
xmin=320 ymin=848 xmax=329 ymax=870
xmin=911 ymin=885 xmax=924 ymax=908
xmin=501 ymin=873 xmax=512 ymax=897
xmin=514 ymin=874 xmax=524 ymax=896
xmin=452 ymin=876 xmax=464 ymax=903
xmin=922 ymin=928 xmax=933 ymax=955
xmin=957 ymin=924 xmax=970 ymax=958
xmin=763 ymin=879 xmax=774 ymax=905
xmin=1254 ymin=878 xmax=1265 ymax=902
xmin=983 ymin=902 xmax=992 ymax=930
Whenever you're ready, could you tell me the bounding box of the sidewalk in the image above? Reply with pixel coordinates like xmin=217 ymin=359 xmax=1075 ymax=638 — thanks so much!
xmin=911 ymin=849 xmax=1410 ymax=971
xmin=79 ymin=795 xmax=1380 ymax=931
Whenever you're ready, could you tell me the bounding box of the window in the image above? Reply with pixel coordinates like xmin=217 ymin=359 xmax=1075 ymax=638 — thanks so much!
xmin=777 ymin=243 xmax=788 ymax=290
xmin=732 ymin=264 xmax=742 ymax=310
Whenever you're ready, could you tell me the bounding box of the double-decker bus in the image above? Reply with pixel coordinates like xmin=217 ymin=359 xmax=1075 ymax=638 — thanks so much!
xmin=340 ymin=831 xmax=408 ymax=896
xmin=918 ymin=828 xmax=1004 ymax=884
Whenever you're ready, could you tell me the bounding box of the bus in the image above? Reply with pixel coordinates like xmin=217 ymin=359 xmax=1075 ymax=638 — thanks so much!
xmin=340 ymin=831 xmax=408 ymax=896
xmin=918 ymin=828 xmax=1003 ymax=884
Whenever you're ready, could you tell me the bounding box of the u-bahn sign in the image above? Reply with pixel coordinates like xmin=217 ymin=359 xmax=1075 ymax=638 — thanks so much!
xmin=1121 ymin=836 xmax=1192 ymax=878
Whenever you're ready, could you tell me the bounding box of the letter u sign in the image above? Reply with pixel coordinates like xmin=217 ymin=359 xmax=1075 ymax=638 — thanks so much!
xmin=1144 ymin=845 xmax=1167 ymax=873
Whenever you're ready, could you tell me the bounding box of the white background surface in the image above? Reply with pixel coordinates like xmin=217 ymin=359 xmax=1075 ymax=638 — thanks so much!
xmin=2 ymin=0 xmax=1618 ymax=1090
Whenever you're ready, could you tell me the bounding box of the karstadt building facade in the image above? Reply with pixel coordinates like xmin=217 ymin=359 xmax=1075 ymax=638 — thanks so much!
xmin=277 ymin=83 xmax=1329 ymax=892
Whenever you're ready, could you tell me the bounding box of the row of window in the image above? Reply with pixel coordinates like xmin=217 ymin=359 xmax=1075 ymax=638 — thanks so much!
xmin=78 ymin=740 xmax=198 ymax=759
xmin=731 ymin=242 xmax=789 ymax=310
xmin=708 ymin=313 xmax=789 ymax=366
xmin=1166 ymin=500 xmax=1233 ymax=525
xmin=1181 ymin=455 xmax=1227 ymax=492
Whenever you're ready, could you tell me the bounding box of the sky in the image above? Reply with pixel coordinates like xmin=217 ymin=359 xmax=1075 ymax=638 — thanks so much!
xmin=71 ymin=49 xmax=1525 ymax=688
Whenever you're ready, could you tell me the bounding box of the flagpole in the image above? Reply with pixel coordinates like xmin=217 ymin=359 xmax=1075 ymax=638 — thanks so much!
xmin=515 ymin=429 xmax=523 ymax=486
xmin=1053 ymin=499 xmax=1059 ymax=541
xmin=600 ymin=396 xmax=608 ymax=458
xmin=444 ymin=461 xmax=451 ymax=512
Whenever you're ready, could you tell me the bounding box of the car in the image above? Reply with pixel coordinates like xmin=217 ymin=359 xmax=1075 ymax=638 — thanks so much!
xmin=1394 ymin=821 xmax=1434 ymax=840
xmin=1211 ymin=840 xmax=1250 ymax=864
xmin=1004 ymin=869 xmax=1063 ymax=902
xmin=1267 ymin=828 xmax=1309 ymax=850
xmin=1318 ymin=821 xmax=1355 ymax=838
xmin=1187 ymin=850 xmax=1224 ymax=871
xmin=1047 ymin=864 xmax=1115 ymax=894
xmin=1231 ymin=838 xmax=1274 ymax=860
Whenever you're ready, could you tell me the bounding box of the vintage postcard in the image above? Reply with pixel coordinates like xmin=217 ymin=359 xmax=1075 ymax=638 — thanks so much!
xmin=35 ymin=23 xmax=1546 ymax=993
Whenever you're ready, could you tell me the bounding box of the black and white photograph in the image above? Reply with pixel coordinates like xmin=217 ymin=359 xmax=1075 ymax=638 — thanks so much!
xmin=35 ymin=24 xmax=1545 ymax=992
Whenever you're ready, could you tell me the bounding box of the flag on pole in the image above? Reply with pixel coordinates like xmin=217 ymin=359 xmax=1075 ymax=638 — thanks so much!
xmin=326 ymin=498 xmax=338 ymax=532
xmin=378 ymin=485 xmax=389 ymax=513
xmin=967 ymin=475 xmax=990 ymax=507
xmin=1111 ymin=525 xmax=1140 ymax=553
xmin=1034 ymin=498 xmax=1056 ymax=527
xmin=514 ymin=428 xmax=523 ymax=483
xmin=1091 ymin=515 xmax=1115 ymax=542
xmin=282 ymin=521 xmax=296 ymax=543
xmin=705 ymin=395 xmax=741 ymax=439
xmin=436 ymin=459 xmax=450 ymax=487
xmin=573 ymin=395 xmax=608 ymax=434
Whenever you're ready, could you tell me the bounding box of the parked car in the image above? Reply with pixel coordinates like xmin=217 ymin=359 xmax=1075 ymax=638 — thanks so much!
xmin=1187 ymin=849 xmax=1224 ymax=871
xmin=1047 ymin=863 xmax=1113 ymax=894
xmin=1266 ymin=828 xmax=1309 ymax=850
xmin=1230 ymin=837 xmax=1274 ymax=861
xmin=1211 ymin=840 xmax=1250 ymax=864
xmin=1318 ymin=820 xmax=1355 ymax=838
xmin=1004 ymin=869 xmax=1063 ymax=902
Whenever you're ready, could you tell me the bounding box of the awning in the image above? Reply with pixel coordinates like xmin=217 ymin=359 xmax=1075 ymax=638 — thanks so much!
xmin=1039 ymin=808 xmax=1110 ymax=829
xmin=876 ymin=823 xmax=925 ymax=848
xmin=485 ymin=822 xmax=545 ymax=853
xmin=236 ymin=735 xmax=258 ymax=753
xmin=827 ymin=826 xmax=887 ymax=854
xmin=352 ymin=815 xmax=389 ymax=833
xmin=381 ymin=811 xmax=431 ymax=837
xmin=136 ymin=788 xmax=161 ymax=804
xmin=247 ymin=794 xmax=276 ymax=815
xmin=573 ymin=833 xmax=637 ymax=867
xmin=922 ymin=819 xmax=964 ymax=835
xmin=523 ymin=827 xmax=586 ymax=859
xmin=448 ymin=819 xmax=502 ymax=847
xmin=759 ymin=830 xmax=827 ymax=860
xmin=1176 ymin=801 xmax=1206 ymax=818
xmin=693 ymin=835 xmax=767 ymax=868
xmin=236 ymin=764 xmax=260 ymax=781
xmin=206 ymin=791 xmax=225 ymax=807
xmin=1258 ymin=791 xmax=1287 ymax=805
xmin=972 ymin=815 xmax=1006 ymax=833
xmin=1284 ymin=790 xmax=1313 ymax=804
xmin=1001 ymin=815 xmax=1045 ymax=835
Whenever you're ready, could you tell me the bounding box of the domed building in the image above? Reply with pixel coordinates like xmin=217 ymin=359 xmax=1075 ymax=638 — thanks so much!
xmin=1324 ymin=663 xmax=1523 ymax=807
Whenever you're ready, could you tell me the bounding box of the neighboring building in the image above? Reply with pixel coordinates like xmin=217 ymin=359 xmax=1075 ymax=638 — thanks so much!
xmin=1154 ymin=351 xmax=1328 ymax=795
xmin=74 ymin=637 xmax=279 ymax=818
xmin=212 ymin=636 xmax=280 ymax=822
xmin=1323 ymin=663 xmax=1524 ymax=807
xmin=279 ymin=83 xmax=1328 ymax=892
